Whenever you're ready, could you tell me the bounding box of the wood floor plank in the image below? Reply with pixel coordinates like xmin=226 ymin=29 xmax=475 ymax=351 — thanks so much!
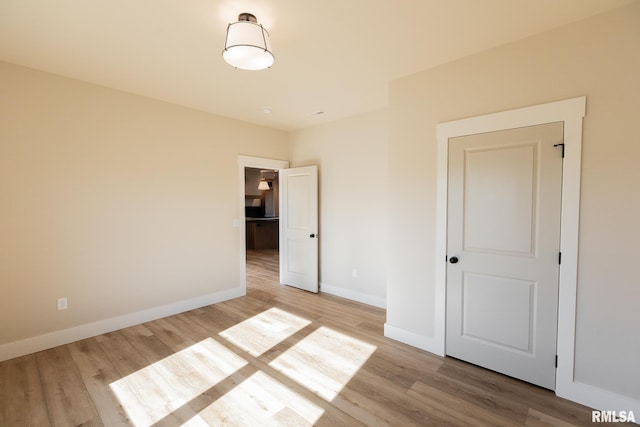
xmin=525 ymin=408 xmax=581 ymax=427
xmin=359 ymin=350 xmax=439 ymax=392
xmin=335 ymin=370 xmax=444 ymax=426
xmin=67 ymin=338 xmax=132 ymax=426
xmin=407 ymin=380 xmax=520 ymax=427
xmin=187 ymin=305 xmax=240 ymax=333
xmin=0 ymin=249 xmax=623 ymax=426
xmin=36 ymin=345 xmax=103 ymax=426
xmin=437 ymin=358 xmax=596 ymax=425
xmin=417 ymin=365 xmax=530 ymax=423
xmin=0 ymin=354 xmax=50 ymax=427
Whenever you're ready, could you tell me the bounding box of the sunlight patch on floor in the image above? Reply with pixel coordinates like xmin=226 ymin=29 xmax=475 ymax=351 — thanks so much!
xmin=184 ymin=371 xmax=324 ymax=427
xmin=219 ymin=307 xmax=311 ymax=357
xmin=109 ymin=338 xmax=247 ymax=426
xmin=268 ymin=326 xmax=377 ymax=401
xmin=109 ymin=310 xmax=375 ymax=425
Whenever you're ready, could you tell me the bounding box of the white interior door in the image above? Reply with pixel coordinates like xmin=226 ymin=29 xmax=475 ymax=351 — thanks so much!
xmin=446 ymin=122 xmax=563 ymax=390
xmin=280 ymin=166 xmax=318 ymax=293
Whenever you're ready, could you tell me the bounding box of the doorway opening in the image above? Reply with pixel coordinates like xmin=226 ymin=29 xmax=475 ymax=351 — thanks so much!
xmin=237 ymin=156 xmax=319 ymax=295
xmin=244 ymin=167 xmax=280 ymax=288
xmin=237 ymin=156 xmax=289 ymax=294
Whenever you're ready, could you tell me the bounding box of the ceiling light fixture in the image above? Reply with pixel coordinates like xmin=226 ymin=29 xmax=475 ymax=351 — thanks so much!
xmin=222 ymin=13 xmax=274 ymax=71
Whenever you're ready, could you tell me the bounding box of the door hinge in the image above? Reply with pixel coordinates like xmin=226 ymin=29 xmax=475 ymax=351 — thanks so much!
xmin=555 ymin=355 xmax=558 ymax=368
xmin=558 ymin=252 xmax=562 ymax=265
xmin=554 ymin=143 xmax=565 ymax=158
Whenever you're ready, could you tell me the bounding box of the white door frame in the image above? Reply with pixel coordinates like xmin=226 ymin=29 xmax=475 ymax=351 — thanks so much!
xmin=237 ymin=155 xmax=289 ymax=294
xmin=434 ymin=97 xmax=585 ymax=399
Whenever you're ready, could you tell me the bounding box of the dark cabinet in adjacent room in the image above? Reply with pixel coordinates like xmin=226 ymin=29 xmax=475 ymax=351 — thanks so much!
xmin=246 ymin=219 xmax=279 ymax=250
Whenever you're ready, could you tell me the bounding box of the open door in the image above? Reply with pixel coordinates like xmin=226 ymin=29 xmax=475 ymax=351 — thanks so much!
xmin=280 ymin=166 xmax=318 ymax=292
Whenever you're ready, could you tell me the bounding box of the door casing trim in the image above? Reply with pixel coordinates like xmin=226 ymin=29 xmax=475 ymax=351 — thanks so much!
xmin=435 ymin=97 xmax=585 ymax=397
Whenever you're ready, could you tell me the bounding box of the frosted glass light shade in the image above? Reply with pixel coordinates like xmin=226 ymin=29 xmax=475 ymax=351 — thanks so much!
xmin=223 ymin=14 xmax=274 ymax=71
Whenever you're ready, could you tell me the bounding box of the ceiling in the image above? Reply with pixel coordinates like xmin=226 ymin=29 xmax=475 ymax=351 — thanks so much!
xmin=0 ymin=0 xmax=635 ymax=131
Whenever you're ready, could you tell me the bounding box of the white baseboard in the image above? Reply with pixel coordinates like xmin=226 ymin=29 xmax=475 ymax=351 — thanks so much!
xmin=383 ymin=323 xmax=444 ymax=356
xmin=320 ymin=282 xmax=386 ymax=309
xmin=557 ymin=379 xmax=640 ymax=416
xmin=0 ymin=286 xmax=244 ymax=362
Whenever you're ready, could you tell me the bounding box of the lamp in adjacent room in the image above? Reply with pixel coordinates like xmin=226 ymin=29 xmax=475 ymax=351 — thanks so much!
xmin=222 ymin=13 xmax=274 ymax=70
xmin=258 ymin=178 xmax=270 ymax=191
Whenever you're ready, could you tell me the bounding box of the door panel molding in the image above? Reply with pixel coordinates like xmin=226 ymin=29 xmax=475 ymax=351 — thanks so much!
xmin=435 ymin=97 xmax=585 ymax=398
xmin=461 ymin=272 xmax=536 ymax=354
xmin=463 ymin=141 xmax=539 ymax=256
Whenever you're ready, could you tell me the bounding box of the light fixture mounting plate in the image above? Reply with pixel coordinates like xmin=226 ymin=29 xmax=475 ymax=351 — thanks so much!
xmin=238 ymin=13 xmax=257 ymax=23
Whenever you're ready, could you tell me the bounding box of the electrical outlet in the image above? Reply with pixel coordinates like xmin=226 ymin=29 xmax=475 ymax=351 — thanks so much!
xmin=57 ymin=297 xmax=68 ymax=310
xmin=352 ymin=269 xmax=358 ymax=278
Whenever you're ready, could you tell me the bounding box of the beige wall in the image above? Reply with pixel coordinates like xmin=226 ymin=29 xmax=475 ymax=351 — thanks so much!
xmin=289 ymin=109 xmax=388 ymax=307
xmin=0 ymin=62 xmax=288 ymax=346
xmin=387 ymin=3 xmax=640 ymax=400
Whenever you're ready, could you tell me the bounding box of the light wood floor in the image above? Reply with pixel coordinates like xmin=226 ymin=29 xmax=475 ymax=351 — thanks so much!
xmin=0 ymin=249 xmax=612 ymax=426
